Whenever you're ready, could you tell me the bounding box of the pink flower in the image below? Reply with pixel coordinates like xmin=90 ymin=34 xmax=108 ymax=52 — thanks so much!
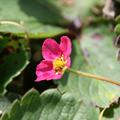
xmin=35 ymin=36 xmax=72 ymax=82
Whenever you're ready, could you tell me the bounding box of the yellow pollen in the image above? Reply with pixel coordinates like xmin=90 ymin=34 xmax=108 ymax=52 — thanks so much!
xmin=53 ymin=56 xmax=67 ymax=74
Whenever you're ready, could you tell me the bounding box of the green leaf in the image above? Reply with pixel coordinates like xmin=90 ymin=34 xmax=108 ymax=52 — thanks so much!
xmin=0 ymin=92 xmax=21 ymax=118
xmin=0 ymin=0 xmax=103 ymax=38
xmin=1 ymin=89 xmax=99 ymax=120
xmin=50 ymin=0 xmax=101 ymax=20
xmin=0 ymin=35 xmax=29 ymax=95
xmin=116 ymin=0 xmax=120 ymax=3
xmin=0 ymin=96 xmax=11 ymax=116
xmin=115 ymin=15 xmax=120 ymax=23
xmin=114 ymin=15 xmax=120 ymax=34
xmin=0 ymin=0 xmax=68 ymax=38
xmin=56 ymin=26 xmax=120 ymax=108
xmin=114 ymin=24 xmax=120 ymax=34
xmin=80 ymin=26 xmax=120 ymax=107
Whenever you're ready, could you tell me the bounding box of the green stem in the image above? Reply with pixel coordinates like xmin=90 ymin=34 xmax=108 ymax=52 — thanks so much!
xmin=67 ymin=68 xmax=120 ymax=86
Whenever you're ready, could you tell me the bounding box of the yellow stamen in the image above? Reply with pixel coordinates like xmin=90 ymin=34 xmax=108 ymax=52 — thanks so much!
xmin=53 ymin=56 xmax=67 ymax=74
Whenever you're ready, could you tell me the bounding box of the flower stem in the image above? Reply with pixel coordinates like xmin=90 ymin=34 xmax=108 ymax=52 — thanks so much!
xmin=67 ymin=68 xmax=120 ymax=86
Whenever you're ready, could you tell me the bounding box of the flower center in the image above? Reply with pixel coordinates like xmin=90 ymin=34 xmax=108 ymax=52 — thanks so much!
xmin=53 ymin=56 xmax=67 ymax=74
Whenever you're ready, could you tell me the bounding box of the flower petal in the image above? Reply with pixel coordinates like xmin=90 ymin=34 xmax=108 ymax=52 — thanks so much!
xmin=35 ymin=60 xmax=53 ymax=81
xmin=66 ymin=57 xmax=71 ymax=67
xmin=47 ymin=70 xmax=63 ymax=80
xmin=60 ymin=36 xmax=72 ymax=58
xmin=42 ymin=39 xmax=62 ymax=61
xmin=35 ymin=60 xmax=63 ymax=81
